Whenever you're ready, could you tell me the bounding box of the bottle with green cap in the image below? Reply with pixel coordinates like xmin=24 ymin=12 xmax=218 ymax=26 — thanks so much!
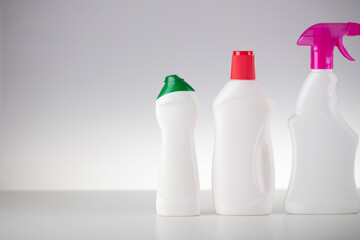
xmin=155 ymin=75 xmax=200 ymax=216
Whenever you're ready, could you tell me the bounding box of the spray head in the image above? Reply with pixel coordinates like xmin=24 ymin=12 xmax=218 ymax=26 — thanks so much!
xmin=297 ymin=22 xmax=360 ymax=69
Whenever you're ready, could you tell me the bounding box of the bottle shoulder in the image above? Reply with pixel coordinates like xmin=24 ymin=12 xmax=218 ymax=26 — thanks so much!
xmin=156 ymin=91 xmax=199 ymax=107
xmin=156 ymin=91 xmax=199 ymax=129
xmin=306 ymin=70 xmax=337 ymax=81
xmin=213 ymin=81 xmax=274 ymax=111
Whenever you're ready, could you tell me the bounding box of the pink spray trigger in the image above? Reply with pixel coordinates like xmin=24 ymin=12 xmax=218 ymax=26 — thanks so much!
xmin=336 ymin=37 xmax=355 ymax=61
xmin=298 ymin=22 xmax=360 ymax=69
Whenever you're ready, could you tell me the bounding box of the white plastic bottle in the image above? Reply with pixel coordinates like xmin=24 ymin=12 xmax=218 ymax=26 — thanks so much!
xmin=156 ymin=75 xmax=200 ymax=216
xmin=285 ymin=22 xmax=360 ymax=214
xmin=285 ymin=70 xmax=360 ymax=214
xmin=212 ymin=51 xmax=275 ymax=215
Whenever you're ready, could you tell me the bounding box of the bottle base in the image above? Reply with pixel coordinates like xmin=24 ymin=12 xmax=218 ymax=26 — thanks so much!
xmin=215 ymin=211 xmax=271 ymax=216
xmin=285 ymin=200 xmax=360 ymax=215
xmin=156 ymin=198 xmax=200 ymax=217
xmin=214 ymin=200 xmax=273 ymax=216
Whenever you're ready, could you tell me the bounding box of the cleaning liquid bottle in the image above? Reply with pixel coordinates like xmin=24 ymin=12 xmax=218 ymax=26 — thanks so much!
xmin=156 ymin=75 xmax=200 ymax=216
xmin=212 ymin=51 xmax=275 ymax=215
xmin=285 ymin=22 xmax=360 ymax=214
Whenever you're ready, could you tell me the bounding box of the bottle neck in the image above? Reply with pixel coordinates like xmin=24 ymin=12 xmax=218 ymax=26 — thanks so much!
xmin=311 ymin=46 xmax=334 ymax=69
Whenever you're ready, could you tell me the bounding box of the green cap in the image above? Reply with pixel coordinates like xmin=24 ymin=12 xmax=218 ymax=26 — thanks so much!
xmin=157 ymin=75 xmax=195 ymax=99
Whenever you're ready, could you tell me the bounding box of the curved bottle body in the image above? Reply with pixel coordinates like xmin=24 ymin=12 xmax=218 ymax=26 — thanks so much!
xmin=285 ymin=70 xmax=360 ymax=214
xmin=156 ymin=91 xmax=200 ymax=216
xmin=212 ymin=80 xmax=274 ymax=215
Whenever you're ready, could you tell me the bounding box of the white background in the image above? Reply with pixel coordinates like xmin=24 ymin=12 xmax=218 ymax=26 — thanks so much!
xmin=0 ymin=0 xmax=359 ymax=190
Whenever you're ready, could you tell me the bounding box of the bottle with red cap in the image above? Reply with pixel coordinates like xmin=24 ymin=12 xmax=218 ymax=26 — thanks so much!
xmin=212 ymin=51 xmax=275 ymax=215
xmin=285 ymin=22 xmax=360 ymax=214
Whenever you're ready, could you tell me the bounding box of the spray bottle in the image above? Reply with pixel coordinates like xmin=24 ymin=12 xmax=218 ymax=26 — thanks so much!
xmin=285 ymin=23 xmax=360 ymax=214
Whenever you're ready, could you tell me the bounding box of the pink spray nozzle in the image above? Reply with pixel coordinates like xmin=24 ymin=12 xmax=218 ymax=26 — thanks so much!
xmin=297 ymin=22 xmax=360 ymax=69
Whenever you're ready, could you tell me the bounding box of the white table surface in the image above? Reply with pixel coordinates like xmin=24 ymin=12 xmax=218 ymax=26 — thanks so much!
xmin=0 ymin=190 xmax=359 ymax=240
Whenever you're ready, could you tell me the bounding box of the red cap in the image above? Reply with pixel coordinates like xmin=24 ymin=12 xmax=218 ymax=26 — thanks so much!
xmin=231 ymin=51 xmax=255 ymax=80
